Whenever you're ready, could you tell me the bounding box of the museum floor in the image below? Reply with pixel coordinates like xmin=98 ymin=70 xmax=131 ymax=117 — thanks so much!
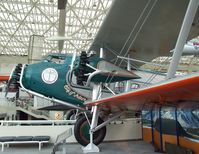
xmin=1 ymin=140 xmax=162 ymax=154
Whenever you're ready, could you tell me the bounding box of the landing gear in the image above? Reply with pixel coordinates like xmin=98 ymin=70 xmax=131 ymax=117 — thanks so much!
xmin=74 ymin=84 xmax=106 ymax=153
xmin=74 ymin=114 xmax=106 ymax=146
xmin=66 ymin=109 xmax=77 ymax=120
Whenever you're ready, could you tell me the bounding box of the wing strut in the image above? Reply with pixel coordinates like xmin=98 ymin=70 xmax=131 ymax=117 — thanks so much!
xmin=166 ymin=0 xmax=199 ymax=79
xmin=125 ymin=54 xmax=131 ymax=92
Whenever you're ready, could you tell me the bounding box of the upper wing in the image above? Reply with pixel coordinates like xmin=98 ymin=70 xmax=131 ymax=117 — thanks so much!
xmin=85 ymin=73 xmax=199 ymax=112
xmin=89 ymin=0 xmax=199 ymax=65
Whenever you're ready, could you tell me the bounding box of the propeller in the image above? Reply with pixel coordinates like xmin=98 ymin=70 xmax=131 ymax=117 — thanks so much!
xmin=68 ymin=50 xmax=77 ymax=80
xmin=5 ymin=63 xmax=22 ymax=98
xmin=70 ymin=50 xmax=77 ymax=71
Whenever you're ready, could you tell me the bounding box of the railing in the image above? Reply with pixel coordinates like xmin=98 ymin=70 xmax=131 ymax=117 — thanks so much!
xmin=52 ymin=128 xmax=73 ymax=154
xmin=16 ymin=99 xmax=51 ymax=119
xmin=0 ymin=113 xmax=7 ymax=119
xmin=0 ymin=120 xmax=76 ymax=126
xmin=28 ymin=106 xmax=50 ymax=118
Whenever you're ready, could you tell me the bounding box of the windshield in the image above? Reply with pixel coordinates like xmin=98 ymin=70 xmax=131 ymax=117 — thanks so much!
xmin=44 ymin=55 xmax=66 ymax=64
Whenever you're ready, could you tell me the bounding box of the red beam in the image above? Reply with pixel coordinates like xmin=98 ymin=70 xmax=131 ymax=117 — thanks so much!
xmin=0 ymin=76 xmax=9 ymax=81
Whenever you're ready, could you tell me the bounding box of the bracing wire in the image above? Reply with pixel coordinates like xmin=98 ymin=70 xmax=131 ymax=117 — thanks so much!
xmin=105 ymin=0 xmax=158 ymax=85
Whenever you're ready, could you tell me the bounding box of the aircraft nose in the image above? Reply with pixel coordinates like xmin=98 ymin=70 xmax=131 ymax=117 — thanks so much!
xmin=20 ymin=64 xmax=33 ymax=90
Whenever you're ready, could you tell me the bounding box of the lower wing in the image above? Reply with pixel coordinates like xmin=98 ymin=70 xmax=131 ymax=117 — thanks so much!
xmin=85 ymin=73 xmax=199 ymax=112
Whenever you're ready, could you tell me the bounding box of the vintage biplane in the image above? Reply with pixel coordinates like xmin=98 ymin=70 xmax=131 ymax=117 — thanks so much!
xmin=5 ymin=0 xmax=199 ymax=152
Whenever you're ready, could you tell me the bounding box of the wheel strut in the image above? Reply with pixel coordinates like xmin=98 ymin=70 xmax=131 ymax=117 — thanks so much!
xmin=82 ymin=106 xmax=100 ymax=153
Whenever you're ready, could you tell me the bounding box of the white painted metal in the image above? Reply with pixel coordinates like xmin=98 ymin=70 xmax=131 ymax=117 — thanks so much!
xmin=0 ymin=118 xmax=142 ymax=144
xmin=52 ymin=129 xmax=72 ymax=154
xmin=93 ymin=111 xmax=124 ymax=132
xmin=86 ymin=70 xmax=105 ymax=86
xmin=70 ymin=50 xmax=77 ymax=70
xmin=83 ymin=84 xmax=101 ymax=153
xmin=0 ymin=120 xmax=75 ymax=143
xmin=104 ymin=118 xmax=142 ymax=141
xmin=83 ymin=107 xmax=100 ymax=153
xmin=100 ymin=48 xmax=104 ymax=58
xmin=1 ymin=140 xmax=49 ymax=152
xmin=82 ymin=142 xmax=100 ymax=153
xmin=170 ymin=44 xmax=199 ymax=55
xmin=125 ymin=55 xmax=131 ymax=92
xmin=167 ymin=0 xmax=199 ymax=79
xmin=104 ymin=84 xmax=116 ymax=95
xmin=92 ymin=84 xmax=101 ymax=101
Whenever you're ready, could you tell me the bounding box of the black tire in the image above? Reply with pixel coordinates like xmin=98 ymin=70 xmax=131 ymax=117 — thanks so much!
xmin=74 ymin=115 xmax=106 ymax=146
xmin=66 ymin=110 xmax=77 ymax=120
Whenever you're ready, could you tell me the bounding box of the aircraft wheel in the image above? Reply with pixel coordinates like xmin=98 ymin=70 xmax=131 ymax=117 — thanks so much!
xmin=66 ymin=109 xmax=77 ymax=120
xmin=74 ymin=115 xmax=106 ymax=146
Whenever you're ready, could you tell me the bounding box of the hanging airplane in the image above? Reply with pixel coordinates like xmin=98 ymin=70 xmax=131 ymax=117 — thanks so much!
xmin=4 ymin=0 xmax=199 ymax=153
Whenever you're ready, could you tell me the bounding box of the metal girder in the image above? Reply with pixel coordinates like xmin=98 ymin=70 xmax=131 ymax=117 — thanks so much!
xmin=0 ymin=0 xmax=112 ymax=56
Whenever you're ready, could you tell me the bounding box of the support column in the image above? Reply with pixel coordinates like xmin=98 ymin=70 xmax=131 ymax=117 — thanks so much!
xmin=150 ymin=109 xmax=154 ymax=145
xmin=175 ymin=107 xmax=180 ymax=146
xmin=166 ymin=0 xmax=199 ymax=79
xmin=159 ymin=106 xmax=163 ymax=152
xmin=1 ymin=143 xmax=4 ymax=152
xmin=83 ymin=106 xmax=100 ymax=153
xmin=83 ymin=84 xmax=101 ymax=153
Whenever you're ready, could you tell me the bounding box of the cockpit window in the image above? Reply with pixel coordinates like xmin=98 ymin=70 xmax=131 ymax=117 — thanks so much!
xmin=50 ymin=57 xmax=65 ymax=64
xmin=44 ymin=55 xmax=66 ymax=64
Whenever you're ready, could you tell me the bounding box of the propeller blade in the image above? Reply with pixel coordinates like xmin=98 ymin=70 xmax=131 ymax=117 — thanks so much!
xmin=70 ymin=50 xmax=77 ymax=70
xmin=5 ymin=63 xmax=22 ymax=98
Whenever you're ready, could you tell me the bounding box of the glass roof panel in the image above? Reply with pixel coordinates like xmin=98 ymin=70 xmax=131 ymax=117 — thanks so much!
xmin=0 ymin=0 xmax=113 ymax=56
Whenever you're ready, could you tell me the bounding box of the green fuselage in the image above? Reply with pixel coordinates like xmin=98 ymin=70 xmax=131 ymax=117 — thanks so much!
xmin=22 ymin=54 xmax=85 ymax=107
xmin=20 ymin=53 xmax=139 ymax=108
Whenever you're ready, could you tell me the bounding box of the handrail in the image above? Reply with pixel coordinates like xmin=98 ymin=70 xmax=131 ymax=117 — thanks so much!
xmin=0 ymin=120 xmax=76 ymax=126
xmin=52 ymin=128 xmax=72 ymax=154
xmin=28 ymin=106 xmax=49 ymax=117
xmin=16 ymin=106 xmax=50 ymax=120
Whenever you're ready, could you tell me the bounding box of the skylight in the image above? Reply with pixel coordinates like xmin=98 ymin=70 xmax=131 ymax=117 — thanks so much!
xmin=0 ymin=0 xmax=112 ymax=56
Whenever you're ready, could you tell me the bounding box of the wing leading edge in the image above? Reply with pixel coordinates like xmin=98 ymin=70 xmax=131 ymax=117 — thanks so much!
xmin=85 ymin=73 xmax=199 ymax=112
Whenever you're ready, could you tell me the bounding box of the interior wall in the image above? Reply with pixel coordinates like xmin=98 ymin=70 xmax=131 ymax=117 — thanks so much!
xmin=142 ymin=106 xmax=199 ymax=154
xmin=0 ymin=55 xmax=28 ymax=64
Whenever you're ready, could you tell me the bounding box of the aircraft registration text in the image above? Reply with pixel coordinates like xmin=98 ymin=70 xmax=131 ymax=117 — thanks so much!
xmin=64 ymin=85 xmax=87 ymax=101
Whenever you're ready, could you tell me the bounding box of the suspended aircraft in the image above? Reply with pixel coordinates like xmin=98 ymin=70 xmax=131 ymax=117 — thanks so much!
xmin=4 ymin=0 xmax=199 ymax=152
